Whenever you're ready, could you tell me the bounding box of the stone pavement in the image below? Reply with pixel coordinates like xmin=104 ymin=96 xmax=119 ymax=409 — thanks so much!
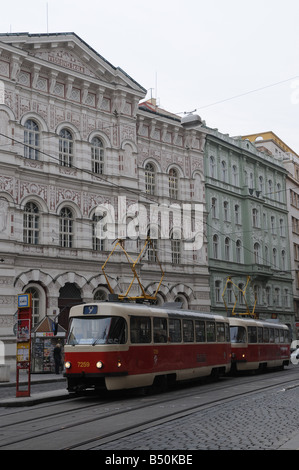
xmin=1 ymin=370 xmax=299 ymax=449
xmin=95 ymin=384 xmax=299 ymax=451
xmin=0 ymin=369 xmax=68 ymax=406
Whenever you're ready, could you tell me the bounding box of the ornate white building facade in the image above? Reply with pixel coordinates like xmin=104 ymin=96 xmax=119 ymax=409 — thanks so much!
xmin=0 ymin=33 xmax=209 ymax=368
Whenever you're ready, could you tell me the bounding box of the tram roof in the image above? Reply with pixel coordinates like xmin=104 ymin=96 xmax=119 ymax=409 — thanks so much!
xmin=69 ymin=302 xmax=229 ymax=322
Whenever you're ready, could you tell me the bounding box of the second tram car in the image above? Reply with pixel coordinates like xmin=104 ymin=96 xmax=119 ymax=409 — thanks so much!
xmin=64 ymin=302 xmax=231 ymax=393
xmin=229 ymin=317 xmax=290 ymax=373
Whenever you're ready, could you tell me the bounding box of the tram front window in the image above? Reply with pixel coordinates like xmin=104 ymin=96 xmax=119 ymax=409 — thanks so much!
xmin=230 ymin=326 xmax=246 ymax=343
xmin=67 ymin=316 xmax=127 ymax=345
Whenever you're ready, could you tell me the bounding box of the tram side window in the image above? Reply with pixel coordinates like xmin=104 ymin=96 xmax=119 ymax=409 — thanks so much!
xmin=258 ymin=327 xmax=263 ymax=343
xmin=216 ymin=323 xmax=225 ymax=342
xmin=230 ymin=326 xmax=246 ymax=343
xmin=248 ymin=326 xmax=257 ymax=343
xmin=269 ymin=328 xmax=274 ymax=343
xmin=263 ymin=328 xmax=269 ymax=343
xmin=284 ymin=330 xmax=290 ymax=343
xmin=169 ymin=318 xmax=182 ymax=342
xmin=207 ymin=322 xmax=216 ymax=342
xmin=279 ymin=329 xmax=285 ymax=343
xmin=275 ymin=329 xmax=279 ymax=343
xmin=195 ymin=321 xmax=205 ymax=342
xmin=130 ymin=316 xmax=151 ymax=343
xmin=153 ymin=317 xmax=167 ymax=343
xmin=183 ymin=319 xmax=194 ymax=342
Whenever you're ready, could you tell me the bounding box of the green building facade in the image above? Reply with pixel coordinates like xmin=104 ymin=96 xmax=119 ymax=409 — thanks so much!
xmin=204 ymin=129 xmax=295 ymax=336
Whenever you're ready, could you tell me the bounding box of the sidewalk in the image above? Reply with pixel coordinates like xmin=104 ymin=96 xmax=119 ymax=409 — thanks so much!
xmin=0 ymin=369 xmax=69 ymax=407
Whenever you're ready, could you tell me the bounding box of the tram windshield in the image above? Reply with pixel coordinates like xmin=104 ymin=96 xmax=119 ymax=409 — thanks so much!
xmin=230 ymin=326 xmax=246 ymax=343
xmin=67 ymin=316 xmax=127 ymax=345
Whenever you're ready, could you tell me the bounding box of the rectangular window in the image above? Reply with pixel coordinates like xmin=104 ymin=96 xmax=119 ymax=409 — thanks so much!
xmin=216 ymin=323 xmax=225 ymax=342
xmin=263 ymin=328 xmax=269 ymax=343
xmin=169 ymin=318 xmax=181 ymax=343
xmin=269 ymin=328 xmax=274 ymax=343
xmin=206 ymin=321 xmax=216 ymax=342
xmin=130 ymin=316 xmax=151 ymax=343
xmin=195 ymin=321 xmax=205 ymax=342
xmin=153 ymin=317 xmax=167 ymax=343
xmin=183 ymin=320 xmax=194 ymax=342
xmin=248 ymin=326 xmax=257 ymax=343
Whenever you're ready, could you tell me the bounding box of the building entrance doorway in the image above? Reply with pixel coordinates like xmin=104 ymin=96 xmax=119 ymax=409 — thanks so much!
xmin=58 ymin=282 xmax=82 ymax=330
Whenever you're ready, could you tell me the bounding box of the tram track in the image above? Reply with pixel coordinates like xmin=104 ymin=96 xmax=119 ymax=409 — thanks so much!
xmin=0 ymin=367 xmax=298 ymax=450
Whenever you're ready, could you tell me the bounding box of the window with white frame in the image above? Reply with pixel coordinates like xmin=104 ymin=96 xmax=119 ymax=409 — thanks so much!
xmin=91 ymin=137 xmax=104 ymax=174
xmin=25 ymin=287 xmax=40 ymax=328
xmin=169 ymin=168 xmax=178 ymax=199
xmin=221 ymin=160 xmax=228 ymax=182
xmin=211 ymin=197 xmax=217 ymax=218
xmin=24 ymin=119 xmax=39 ymax=160
xmin=224 ymin=237 xmax=230 ymax=261
xmin=59 ymin=207 xmax=73 ymax=248
xmin=59 ymin=129 xmax=73 ymax=167
xmin=92 ymin=213 xmax=104 ymax=251
xmin=254 ymin=242 xmax=261 ymax=264
xmin=145 ymin=162 xmax=156 ymax=195
xmin=23 ymin=202 xmax=39 ymax=244
xmin=213 ymin=234 xmax=219 ymax=259
xmin=215 ymin=280 xmax=221 ymax=302
xmin=209 ymin=156 xmax=216 ymax=178
xmin=236 ymin=240 xmax=242 ymax=263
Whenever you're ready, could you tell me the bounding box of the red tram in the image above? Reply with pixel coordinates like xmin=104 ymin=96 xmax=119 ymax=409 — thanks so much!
xmin=229 ymin=317 xmax=290 ymax=373
xmin=64 ymin=302 xmax=231 ymax=393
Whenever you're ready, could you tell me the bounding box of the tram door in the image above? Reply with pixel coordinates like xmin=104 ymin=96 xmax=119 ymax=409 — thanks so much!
xmin=58 ymin=283 xmax=82 ymax=331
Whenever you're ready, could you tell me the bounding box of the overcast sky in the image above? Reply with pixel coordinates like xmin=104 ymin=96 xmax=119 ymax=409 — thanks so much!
xmin=1 ymin=0 xmax=299 ymax=153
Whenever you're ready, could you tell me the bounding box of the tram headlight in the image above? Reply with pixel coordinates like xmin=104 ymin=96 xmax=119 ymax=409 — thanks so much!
xmin=65 ymin=361 xmax=72 ymax=369
xmin=96 ymin=361 xmax=103 ymax=369
xmin=117 ymin=360 xmax=122 ymax=368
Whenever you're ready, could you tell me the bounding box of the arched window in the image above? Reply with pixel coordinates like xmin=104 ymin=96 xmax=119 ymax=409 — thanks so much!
xmin=23 ymin=202 xmax=39 ymax=244
xmin=215 ymin=280 xmax=221 ymax=303
xmin=236 ymin=240 xmax=242 ymax=263
xmin=211 ymin=197 xmax=217 ymax=218
xmin=212 ymin=234 xmax=219 ymax=259
xmin=59 ymin=207 xmax=73 ymax=248
xmin=59 ymin=129 xmax=73 ymax=167
xmin=221 ymin=160 xmax=227 ymax=182
xmin=209 ymin=156 xmax=216 ymax=178
xmin=252 ymin=208 xmax=259 ymax=227
xmin=24 ymin=119 xmax=39 ymax=160
xmin=224 ymin=237 xmax=230 ymax=261
xmin=91 ymin=137 xmax=104 ymax=174
xmin=259 ymin=176 xmax=264 ymax=193
xmin=92 ymin=213 xmax=104 ymax=251
xmin=232 ymin=165 xmax=239 ymax=186
xmin=234 ymin=205 xmax=240 ymax=224
xmin=145 ymin=162 xmax=156 ymax=195
xmin=25 ymin=287 xmax=40 ymax=328
xmin=169 ymin=168 xmax=178 ymax=199
xmin=254 ymin=243 xmax=261 ymax=264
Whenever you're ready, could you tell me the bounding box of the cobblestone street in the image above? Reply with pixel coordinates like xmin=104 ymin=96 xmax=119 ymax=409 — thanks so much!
xmin=96 ymin=385 xmax=299 ymax=450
